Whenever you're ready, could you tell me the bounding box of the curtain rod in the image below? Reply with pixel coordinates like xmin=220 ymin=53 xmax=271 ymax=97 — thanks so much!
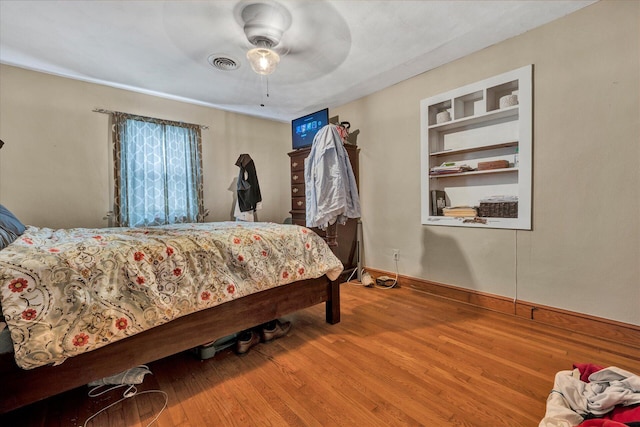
xmin=92 ymin=108 xmax=209 ymax=130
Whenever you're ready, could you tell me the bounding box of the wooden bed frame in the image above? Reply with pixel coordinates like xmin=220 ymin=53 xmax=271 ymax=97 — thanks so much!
xmin=0 ymin=275 xmax=340 ymax=414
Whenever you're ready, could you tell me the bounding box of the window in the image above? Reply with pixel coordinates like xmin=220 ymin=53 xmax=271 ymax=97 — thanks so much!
xmin=112 ymin=112 xmax=204 ymax=227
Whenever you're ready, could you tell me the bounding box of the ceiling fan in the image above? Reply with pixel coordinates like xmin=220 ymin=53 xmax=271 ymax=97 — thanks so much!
xmin=239 ymin=1 xmax=291 ymax=75
xmin=162 ymin=0 xmax=351 ymax=110
xmin=232 ymin=0 xmax=353 ymax=82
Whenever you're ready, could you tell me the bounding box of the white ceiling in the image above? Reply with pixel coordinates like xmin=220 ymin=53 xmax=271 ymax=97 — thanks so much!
xmin=0 ymin=0 xmax=595 ymax=122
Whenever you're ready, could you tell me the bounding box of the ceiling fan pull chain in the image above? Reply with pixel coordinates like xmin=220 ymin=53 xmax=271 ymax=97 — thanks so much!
xmin=259 ymin=75 xmax=271 ymax=107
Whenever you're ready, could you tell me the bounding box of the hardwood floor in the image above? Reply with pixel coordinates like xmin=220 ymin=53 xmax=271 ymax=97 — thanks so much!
xmin=2 ymin=283 xmax=638 ymax=426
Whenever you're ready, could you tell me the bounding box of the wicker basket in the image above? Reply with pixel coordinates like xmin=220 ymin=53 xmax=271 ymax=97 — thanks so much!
xmin=478 ymin=201 xmax=518 ymax=218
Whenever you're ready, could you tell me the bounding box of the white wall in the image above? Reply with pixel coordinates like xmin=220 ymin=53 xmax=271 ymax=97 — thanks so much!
xmin=332 ymin=0 xmax=640 ymax=326
xmin=0 ymin=65 xmax=291 ymax=228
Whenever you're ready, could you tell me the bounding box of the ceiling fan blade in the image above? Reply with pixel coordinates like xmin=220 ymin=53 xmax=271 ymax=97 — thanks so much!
xmin=274 ymin=1 xmax=350 ymax=82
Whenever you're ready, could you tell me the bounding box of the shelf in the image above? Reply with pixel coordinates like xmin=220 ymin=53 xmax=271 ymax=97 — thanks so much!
xmin=428 ymin=105 xmax=518 ymax=131
xmin=420 ymin=64 xmax=532 ymax=229
xmin=429 ymin=167 xmax=517 ymax=179
xmin=423 ymin=215 xmax=522 ymax=230
xmin=453 ymin=90 xmax=484 ymax=120
xmin=430 ymin=141 xmax=517 ymax=157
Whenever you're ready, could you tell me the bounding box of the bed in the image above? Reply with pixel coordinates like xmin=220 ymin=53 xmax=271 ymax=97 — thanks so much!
xmin=0 ymin=219 xmax=343 ymax=414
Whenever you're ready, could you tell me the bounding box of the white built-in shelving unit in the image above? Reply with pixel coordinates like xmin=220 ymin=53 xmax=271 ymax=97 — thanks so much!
xmin=420 ymin=65 xmax=533 ymax=229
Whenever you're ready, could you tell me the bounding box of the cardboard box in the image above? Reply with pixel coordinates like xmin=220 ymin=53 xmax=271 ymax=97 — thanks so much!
xmin=477 ymin=160 xmax=509 ymax=171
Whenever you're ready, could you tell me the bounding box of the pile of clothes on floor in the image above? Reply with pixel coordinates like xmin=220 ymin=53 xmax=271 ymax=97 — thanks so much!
xmin=539 ymin=364 xmax=640 ymax=427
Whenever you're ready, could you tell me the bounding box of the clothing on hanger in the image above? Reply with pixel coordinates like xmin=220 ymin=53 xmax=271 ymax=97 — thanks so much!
xmin=235 ymin=154 xmax=262 ymax=213
xmin=304 ymin=124 xmax=360 ymax=229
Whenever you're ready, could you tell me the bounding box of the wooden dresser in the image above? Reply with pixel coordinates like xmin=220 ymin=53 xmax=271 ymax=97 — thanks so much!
xmin=288 ymin=144 xmax=360 ymax=279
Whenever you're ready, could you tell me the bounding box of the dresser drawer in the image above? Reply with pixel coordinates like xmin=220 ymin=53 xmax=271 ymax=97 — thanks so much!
xmin=290 ymin=156 xmax=305 ymax=172
xmin=292 ymin=196 xmax=306 ymax=211
xmin=291 ymin=183 xmax=305 ymax=198
xmin=291 ymin=171 xmax=304 ymax=184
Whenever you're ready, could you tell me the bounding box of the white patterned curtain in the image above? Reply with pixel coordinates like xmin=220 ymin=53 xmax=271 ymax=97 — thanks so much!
xmin=112 ymin=112 xmax=204 ymax=227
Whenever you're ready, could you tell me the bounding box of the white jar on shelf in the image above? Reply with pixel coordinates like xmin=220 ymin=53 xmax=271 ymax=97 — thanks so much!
xmin=436 ymin=110 xmax=451 ymax=124
xmin=499 ymin=94 xmax=518 ymax=109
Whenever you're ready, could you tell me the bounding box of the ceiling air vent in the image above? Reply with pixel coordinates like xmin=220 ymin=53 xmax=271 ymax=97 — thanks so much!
xmin=208 ymin=54 xmax=240 ymax=71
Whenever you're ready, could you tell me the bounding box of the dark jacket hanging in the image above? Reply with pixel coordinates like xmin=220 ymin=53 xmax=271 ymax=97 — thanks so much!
xmin=236 ymin=153 xmax=262 ymax=212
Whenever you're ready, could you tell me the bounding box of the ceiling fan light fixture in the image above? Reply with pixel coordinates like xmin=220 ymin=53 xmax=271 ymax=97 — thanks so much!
xmin=247 ymin=46 xmax=280 ymax=75
xmin=239 ymin=2 xmax=290 ymax=76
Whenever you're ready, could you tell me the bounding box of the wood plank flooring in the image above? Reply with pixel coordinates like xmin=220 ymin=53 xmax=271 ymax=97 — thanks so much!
xmin=1 ymin=283 xmax=638 ymax=426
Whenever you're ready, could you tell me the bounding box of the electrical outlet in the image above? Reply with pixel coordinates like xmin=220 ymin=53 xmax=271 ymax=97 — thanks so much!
xmin=393 ymin=249 xmax=399 ymax=261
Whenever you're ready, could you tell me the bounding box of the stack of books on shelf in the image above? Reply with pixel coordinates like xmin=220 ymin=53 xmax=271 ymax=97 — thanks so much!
xmin=429 ymin=162 xmax=473 ymax=175
xmin=443 ymin=206 xmax=478 ymax=217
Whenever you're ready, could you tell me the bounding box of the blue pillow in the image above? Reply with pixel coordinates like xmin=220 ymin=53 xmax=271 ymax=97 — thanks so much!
xmin=0 ymin=204 xmax=26 ymax=250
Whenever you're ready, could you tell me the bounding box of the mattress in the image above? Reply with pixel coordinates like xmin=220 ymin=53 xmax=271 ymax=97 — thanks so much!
xmin=0 ymin=221 xmax=343 ymax=369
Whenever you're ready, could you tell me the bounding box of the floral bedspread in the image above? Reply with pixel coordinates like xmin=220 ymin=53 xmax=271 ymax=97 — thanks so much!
xmin=0 ymin=222 xmax=343 ymax=369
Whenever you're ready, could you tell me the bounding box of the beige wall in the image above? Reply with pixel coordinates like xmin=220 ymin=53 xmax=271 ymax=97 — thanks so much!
xmin=0 ymin=65 xmax=291 ymax=228
xmin=333 ymin=0 xmax=640 ymax=326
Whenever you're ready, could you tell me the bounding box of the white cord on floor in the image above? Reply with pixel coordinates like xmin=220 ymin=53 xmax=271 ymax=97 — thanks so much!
xmin=83 ymin=384 xmax=168 ymax=427
xmin=345 ymin=266 xmax=359 ymax=283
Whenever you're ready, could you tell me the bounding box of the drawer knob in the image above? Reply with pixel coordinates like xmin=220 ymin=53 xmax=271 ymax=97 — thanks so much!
xmin=292 ymin=188 xmax=299 ymax=193
xmin=292 ymin=162 xmax=298 ymax=168
xmin=292 ymin=174 xmax=299 ymax=181
xmin=297 ymin=200 xmax=303 ymax=206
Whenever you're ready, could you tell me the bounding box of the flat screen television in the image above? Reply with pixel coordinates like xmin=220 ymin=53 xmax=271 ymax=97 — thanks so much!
xmin=291 ymin=108 xmax=329 ymax=150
